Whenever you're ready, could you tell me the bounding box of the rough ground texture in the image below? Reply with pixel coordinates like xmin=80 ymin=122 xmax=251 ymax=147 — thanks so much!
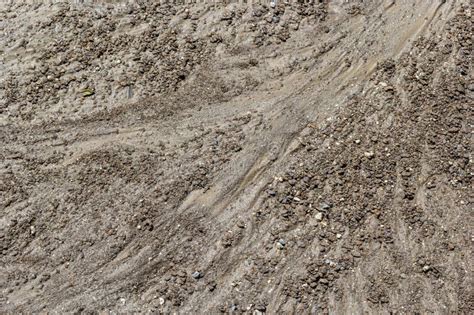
xmin=1 ymin=1 xmax=473 ymax=314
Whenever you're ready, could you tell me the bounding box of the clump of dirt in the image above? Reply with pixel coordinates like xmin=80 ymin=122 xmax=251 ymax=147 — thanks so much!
xmin=1 ymin=1 xmax=472 ymax=314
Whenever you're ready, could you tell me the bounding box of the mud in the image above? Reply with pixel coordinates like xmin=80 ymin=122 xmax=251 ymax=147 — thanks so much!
xmin=1 ymin=1 xmax=473 ymax=314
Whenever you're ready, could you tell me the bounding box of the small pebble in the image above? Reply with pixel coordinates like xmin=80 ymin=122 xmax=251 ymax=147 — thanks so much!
xmin=319 ymin=202 xmax=331 ymax=210
xmin=192 ymin=271 xmax=203 ymax=279
xmin=364 ymin=151 xmax=375 ymax=159
xmin=276 ymin=239 xmax=286 ymax=249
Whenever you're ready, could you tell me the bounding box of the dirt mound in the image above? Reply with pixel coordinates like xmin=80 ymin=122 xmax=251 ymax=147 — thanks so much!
xmin=1 ymin=1 xmax=472 ymax=313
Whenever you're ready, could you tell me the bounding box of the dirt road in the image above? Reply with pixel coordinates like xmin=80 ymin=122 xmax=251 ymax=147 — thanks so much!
xmin=1 ymin=1 xmax=472 ymax=313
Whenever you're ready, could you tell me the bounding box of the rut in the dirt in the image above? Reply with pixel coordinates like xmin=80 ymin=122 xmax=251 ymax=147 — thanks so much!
xmin=1 ymin=1 xmax=472 ymax=314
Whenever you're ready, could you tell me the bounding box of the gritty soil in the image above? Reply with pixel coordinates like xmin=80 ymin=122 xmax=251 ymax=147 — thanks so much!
xmin=1 ymin=1 xmax=473 ymax=314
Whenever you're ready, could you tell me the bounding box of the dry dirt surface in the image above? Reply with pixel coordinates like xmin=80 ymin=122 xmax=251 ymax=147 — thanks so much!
xmin=1 ymin=0 xmax=473 ymax=314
